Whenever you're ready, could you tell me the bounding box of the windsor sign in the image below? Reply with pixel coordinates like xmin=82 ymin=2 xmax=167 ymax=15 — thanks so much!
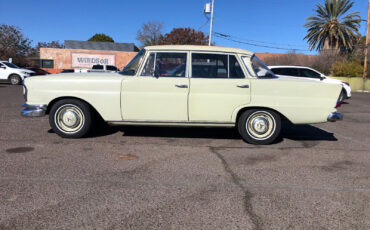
xmin=71 ymin=53 xmax=115 ymax=68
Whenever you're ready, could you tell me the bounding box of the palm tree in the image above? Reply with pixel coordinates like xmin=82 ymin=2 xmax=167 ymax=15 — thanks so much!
xmin=304 ymin=0 xmax=361 ymax=52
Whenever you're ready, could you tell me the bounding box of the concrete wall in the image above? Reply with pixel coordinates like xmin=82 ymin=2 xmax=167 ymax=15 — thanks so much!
xmin=40 ymin=48 xmax=138 ymax=73
xmin=330 ymin=77 xmax=370 ymax=92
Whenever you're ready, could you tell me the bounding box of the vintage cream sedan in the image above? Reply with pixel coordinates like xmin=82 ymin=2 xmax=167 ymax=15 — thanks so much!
xmin=21 ymin=45 xmax=342 ymax=144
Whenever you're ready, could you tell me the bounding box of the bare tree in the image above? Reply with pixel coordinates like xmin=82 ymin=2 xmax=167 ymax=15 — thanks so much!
xmin=136 ymin=21 xmax=163 ymax=47
xmin=0 ymin=24 xmax=32 ymax=66
xmin=36 ymin=41 xmax=65 ymax=49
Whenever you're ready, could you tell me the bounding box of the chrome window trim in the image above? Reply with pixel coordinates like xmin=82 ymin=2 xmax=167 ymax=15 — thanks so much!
xmin=138 ymin=51 xmax=189 ymax=78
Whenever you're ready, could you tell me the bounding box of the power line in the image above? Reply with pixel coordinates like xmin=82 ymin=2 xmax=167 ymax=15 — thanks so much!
xmin=214 ymin=32 xmax=307 ymax=48
xmin=214 ymin=34 xmax=313 ymax=52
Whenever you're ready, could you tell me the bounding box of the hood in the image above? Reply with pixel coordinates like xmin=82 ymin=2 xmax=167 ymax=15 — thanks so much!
xmin=325 ymin=77 xmax=343 ymax=84
xmin=20 ymin=68 xmax=35 ymax=74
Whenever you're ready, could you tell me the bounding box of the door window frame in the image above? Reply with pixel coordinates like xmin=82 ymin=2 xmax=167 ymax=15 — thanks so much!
xmin=138 ymin=50 xmax=190 ymax=78
xmin=190 ymin=51 xmax=247 ymax=79
xmin=299 ymin=68 xmax=322 ymax=79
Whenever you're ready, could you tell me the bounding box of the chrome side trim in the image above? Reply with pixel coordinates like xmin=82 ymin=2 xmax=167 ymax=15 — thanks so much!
xmin=107 ymin=120 xmax=235 ymax=127
xmin=327 ymin=112 xmax=343 ymax=122
xmin=21 ymin=104 xmax=47 ymax=117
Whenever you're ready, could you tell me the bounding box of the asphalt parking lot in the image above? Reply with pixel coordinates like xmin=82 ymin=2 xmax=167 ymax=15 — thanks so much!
xmin=0 ymin=83 xmax=369 ymax=229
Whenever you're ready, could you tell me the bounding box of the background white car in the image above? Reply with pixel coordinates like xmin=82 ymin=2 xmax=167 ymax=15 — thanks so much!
xmin=0 ymin=61 xmax=35 ymax=85
xmin=268 ymin=65 xmax=351 ymax=101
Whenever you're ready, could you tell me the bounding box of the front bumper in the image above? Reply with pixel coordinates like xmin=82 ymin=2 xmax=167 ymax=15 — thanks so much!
xmin=21 ymin=104 xmax=47 ymax=117
xmin=327 ymin=112 xmax=343 ymax=122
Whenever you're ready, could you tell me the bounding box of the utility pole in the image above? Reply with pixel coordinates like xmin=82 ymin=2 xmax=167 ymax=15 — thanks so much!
xmin=208 ymin=0 xmax=215 ymax=46
xmin=363 ymin=0 xmax=370 ymax=79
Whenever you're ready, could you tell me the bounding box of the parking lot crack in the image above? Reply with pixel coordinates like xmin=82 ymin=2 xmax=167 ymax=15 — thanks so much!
xmin=209 ymin=146 xmax=262 ymax=230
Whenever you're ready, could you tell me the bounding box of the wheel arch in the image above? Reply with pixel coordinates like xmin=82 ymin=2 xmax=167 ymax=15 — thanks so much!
xmin=8 ymin=73 xmax=22 ymax=80
xmin=234 ymin=106 xmax=290 ymax=124
xmin=46 ymin=96 xmax=103 ymax=120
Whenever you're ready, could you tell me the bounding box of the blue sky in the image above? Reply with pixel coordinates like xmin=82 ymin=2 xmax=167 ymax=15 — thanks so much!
xmin=0 ymin=0 xmax=368 ymax=54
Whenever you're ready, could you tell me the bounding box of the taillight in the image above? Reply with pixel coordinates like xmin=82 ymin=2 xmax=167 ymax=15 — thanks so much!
xmin=335 ymin=100 xmax=341 ymax=108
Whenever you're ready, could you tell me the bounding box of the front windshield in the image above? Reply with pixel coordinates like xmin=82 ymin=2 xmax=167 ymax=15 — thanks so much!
xmin=119 ymin=49 xmax=145 ymax=76
xmin=3 ymin=62 xmax=20 ymax=69
xmin=249 ymin=55 xmax=274 ymax=78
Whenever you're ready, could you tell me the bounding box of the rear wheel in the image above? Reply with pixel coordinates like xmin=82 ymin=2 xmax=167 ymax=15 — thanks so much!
xmin=237 ymin=109 xmax=281 ymax=145
xmin=9 ymin=74 xmax=21 ymax=85
xmin=49 ymin=99 xmax=93 ymax=138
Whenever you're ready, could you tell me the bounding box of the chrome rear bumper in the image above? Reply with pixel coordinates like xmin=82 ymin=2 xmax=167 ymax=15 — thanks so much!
xmin=327 ymin=112 xmax=343 ymax=122
xmin=21 ymin=104 xmax=47 ymax=117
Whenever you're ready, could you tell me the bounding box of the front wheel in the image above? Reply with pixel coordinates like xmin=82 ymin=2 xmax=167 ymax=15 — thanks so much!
xmin=9 ymin=75 xmax=21 ymax=85
xmin=49 ymin=99 xmax=93 ymax=138
xmin=237 ymin=109 xmax=281 ymax=145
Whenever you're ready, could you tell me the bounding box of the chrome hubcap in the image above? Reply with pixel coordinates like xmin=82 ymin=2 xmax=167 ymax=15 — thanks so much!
xmin=55 ymin=105 xmax=84 ymax=133
xmin=252 ymin=117 xmax=269 ymax=134
xmin=246 ymin=111 xmax=276 ymax=140
xmin=11 ymin=77 xmax=18 ymax=84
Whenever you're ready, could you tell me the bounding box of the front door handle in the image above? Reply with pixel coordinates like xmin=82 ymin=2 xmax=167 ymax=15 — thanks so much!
xmin=237 ymin=84 xmax=249 ymax=88
xmin=175 ymin=84 xmax=188 ymax=88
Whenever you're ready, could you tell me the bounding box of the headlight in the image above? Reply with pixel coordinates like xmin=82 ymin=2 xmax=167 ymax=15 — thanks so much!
xmin=21 ymin=71 xmax=30 ymax=75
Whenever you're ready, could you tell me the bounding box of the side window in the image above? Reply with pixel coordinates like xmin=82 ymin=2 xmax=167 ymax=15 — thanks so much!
xmin=273 ymin=68 xmax=299 ymax=76
xmin=270 ymin=68 xmax=281 ymax=75
xmin=141 ymin=52 xmax=187 ymax=77
xmin=192 ymin=53 xmax=228 ymax=78
xmin=229 ymin=55 xmax=245 ymax=78
xmin=92 ymin=65 xmax=103 ymax=70
xmin=106 ymin=65 xmax=117 ymax=71
xmin=300 ymin=69 xmax=321 ymax=78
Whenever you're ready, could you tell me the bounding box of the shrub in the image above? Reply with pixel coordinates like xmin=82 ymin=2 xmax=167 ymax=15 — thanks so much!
xmin=331 ymin=61 xmax=363 ymax=77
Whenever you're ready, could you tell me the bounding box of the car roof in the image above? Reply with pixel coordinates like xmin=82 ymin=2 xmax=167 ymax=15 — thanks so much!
xmin=144 ymin=45 xmax=254 ymax=55
xmin=268 ymin=65 xmax=313 ymax=69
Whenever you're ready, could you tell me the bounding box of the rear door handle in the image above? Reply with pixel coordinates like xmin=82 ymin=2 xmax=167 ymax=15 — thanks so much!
xmin=175 ymin=84 xmax=188 ymax=88
xmin=237 ymin=84 xmax=249 ymax=88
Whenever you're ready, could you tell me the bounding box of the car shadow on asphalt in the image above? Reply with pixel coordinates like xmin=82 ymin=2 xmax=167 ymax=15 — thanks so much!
xmin=84 ymin=121 xmax=338 ymax=143
xmin=279 ymin=122 xmax=337 ymax=142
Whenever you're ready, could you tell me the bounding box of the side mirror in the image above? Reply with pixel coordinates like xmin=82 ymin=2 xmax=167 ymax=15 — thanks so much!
xmin=0 ymin=66 xmax=5 ymax=69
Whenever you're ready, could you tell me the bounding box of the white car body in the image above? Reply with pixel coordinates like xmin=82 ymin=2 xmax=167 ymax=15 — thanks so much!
xmin=0 ymin=61 xmax=35 ymax=83
xmin=268 ymin=65 xmax=351 ymax=99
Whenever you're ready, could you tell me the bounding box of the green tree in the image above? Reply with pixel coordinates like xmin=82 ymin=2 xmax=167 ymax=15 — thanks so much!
xmin=304 ymin=0 xmax=361 ymax=52
xmin=136 ymin=21 xmax=164 ymax=47
xmin=88 ymin=33 xmax=114 ymax=42
xmin=160 ymin=28 xmax=208 ymax=45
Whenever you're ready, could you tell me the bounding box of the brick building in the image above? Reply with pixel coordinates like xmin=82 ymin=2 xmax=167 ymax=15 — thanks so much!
xmin=40 ymin=40 xmax=139 ymax=73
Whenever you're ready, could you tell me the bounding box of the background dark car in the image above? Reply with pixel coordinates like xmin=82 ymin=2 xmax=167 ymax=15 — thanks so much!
xmin=61 ymin=69 xmax=74 ymax=73
xmin=26 ymin=67 xmax=50 ymax=76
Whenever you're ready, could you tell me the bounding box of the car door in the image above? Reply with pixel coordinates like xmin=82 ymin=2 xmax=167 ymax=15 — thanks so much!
xmin=121 ymin=51 xmax=189 ymax=122
xmin=0 ymin=63 xmax=7 ymax=80
xmin=189 ymin=53 xmax=251 ymax=122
